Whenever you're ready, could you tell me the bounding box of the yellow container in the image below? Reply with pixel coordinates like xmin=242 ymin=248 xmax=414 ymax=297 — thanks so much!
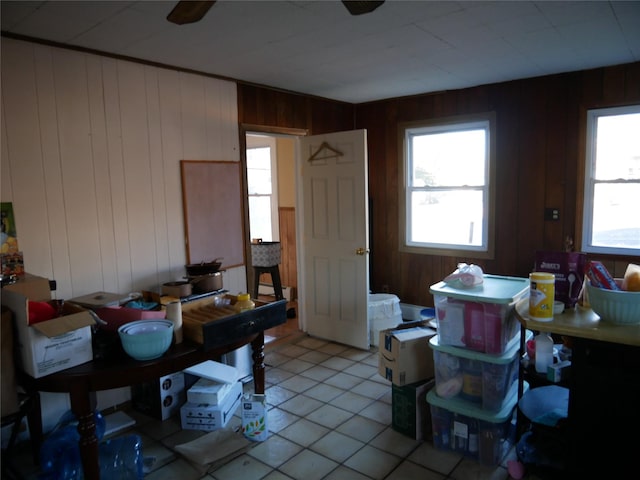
xmin=529 ymin=272 xmax=555 ymax=321
xmin=235 ymin=293 xmax=255 ymax=313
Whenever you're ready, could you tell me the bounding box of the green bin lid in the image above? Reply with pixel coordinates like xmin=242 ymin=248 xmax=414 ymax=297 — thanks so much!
xmin=426 ymin=382 xmax=529 ymax=423
xmin=429 ymin=274 xmax=529 ymax=304
xmin=429 ymin=330 xmax=531 ymax=363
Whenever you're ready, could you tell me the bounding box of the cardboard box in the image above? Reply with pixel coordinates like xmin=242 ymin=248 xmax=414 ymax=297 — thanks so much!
xmin=2 ymin=273 xmax=52 ymax=301
xmin=2 ymin=277 xmax=95 ymax=379
xmin=131 ymin=372 xmax=186 ymax=421
xmin=547 ymin=360 xmax=571 ymax=383
xmin=187 ymin=377 xmax=235 ymax=405
xmin=378 ymin=326 xmax=436 ymax=386
xmin=392 ymin=379 xmax=434 ymax=440
xmin=183 ymin=359 xmax=239 ymax=384
xmin=180 ymin=381 xmax=242 ymax=432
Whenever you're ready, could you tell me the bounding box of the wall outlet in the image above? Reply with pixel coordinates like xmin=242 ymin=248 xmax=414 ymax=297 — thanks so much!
xmin=545 ymin=208 xmax=560 ymax=221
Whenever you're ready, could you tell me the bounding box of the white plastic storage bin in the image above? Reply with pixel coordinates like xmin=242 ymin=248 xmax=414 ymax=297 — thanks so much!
xmin=430 ymin=274 xmax=529 ymax=354
xmin=430 ymin=331 xmax=530 ymax=412
xmin=369 ymin=293 xmax=402 ymax=346
xmin=427 ymin=385 xmax=526 ymax=466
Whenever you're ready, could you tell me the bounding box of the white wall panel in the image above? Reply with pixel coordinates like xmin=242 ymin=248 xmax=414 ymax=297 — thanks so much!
xmin=1 ymin=37 xmax=243 ymax=419
xmin=179 ymin=73 xmax=208 ymax=160
xmin=2 ymin=41 xmax=54 ymax=281
xmin=2 ymin=39 xmax=240 ymax=299
xmin=54 ymin=48 xmax=105 ymax=295
xmin=86 ymin=54 xmax=119 ymax=292
xmin=103 ymin=57 xmax=133 ymax=294
xmin=157 ymin=68 xmax=187 ymax=284
xmin=118 ymin=60 xmax=159 ymax=292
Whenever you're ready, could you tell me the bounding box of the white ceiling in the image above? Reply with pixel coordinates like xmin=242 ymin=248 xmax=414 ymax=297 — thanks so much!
xmin=2 ymin=1 xmax=639 ymax=103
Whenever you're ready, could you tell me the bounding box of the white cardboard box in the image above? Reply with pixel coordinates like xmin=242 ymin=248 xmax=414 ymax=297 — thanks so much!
xmin=2 ymin=277 xmax=94 ymax=378
xmin=180 ymin=381 xmax=242 ymax=432
xmin=183 ymin=360 xmax=239 ymax=384
xmin=187 ymin=377 xmax=235 ymax=405
xmin=131 ymin=372 xmax=186 ymax=421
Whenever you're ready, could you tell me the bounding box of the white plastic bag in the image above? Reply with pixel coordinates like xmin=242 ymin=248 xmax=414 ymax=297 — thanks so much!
xmin=443 ymin=263 xmax=484 ymax=288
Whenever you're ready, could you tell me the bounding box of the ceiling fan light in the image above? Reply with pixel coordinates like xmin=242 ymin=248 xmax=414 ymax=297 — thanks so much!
xmin=167 ymin=0 xmax=216 ymax=25
xmin=342 ymin=1 xmax=385 ymax=16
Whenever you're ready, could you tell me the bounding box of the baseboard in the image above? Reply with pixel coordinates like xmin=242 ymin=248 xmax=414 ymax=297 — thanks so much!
xmin=258 ymin=283 xmax=292 ymax=301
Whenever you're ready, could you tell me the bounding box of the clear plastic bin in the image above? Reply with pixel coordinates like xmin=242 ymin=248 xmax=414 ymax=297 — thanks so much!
xmin=430 ymin=274 xmax=529 ymax=354
xmin=430 ymin=331 xmax=529 ymax=411
xmin=427 ymin=385 xmax=526 ymax=466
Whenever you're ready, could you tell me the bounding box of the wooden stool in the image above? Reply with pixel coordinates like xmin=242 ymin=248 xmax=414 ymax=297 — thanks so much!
xmin=253 ymin=265 xmax=284 ymax=301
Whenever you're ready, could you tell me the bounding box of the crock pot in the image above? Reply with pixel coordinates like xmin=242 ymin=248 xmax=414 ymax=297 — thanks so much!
xmin=162 ymin=281 xmax=192 ymax=297
xmin=190 ymin=272 xmax=223 ymax=293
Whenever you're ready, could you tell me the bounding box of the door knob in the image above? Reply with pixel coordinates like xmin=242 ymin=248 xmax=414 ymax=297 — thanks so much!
xmin=355 ymin=247 xmax=369 ymax=255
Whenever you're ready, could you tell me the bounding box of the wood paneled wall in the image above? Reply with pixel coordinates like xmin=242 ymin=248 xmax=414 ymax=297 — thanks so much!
xmin=239 ymin=63 xmax=640 ymax=308
xmin=278 ymin=207 xmax=297 ymax=296
xmin=358 ymin=63 xmax=640 ymax=306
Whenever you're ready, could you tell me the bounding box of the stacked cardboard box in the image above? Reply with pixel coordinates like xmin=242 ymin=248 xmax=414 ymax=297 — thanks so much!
xmin=180 ymin=360 xmax=242 ymax=432
xmin=378 ymin=325 xmax=437 ymax=440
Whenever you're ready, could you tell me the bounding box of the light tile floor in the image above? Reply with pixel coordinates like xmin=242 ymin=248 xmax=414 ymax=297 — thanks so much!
xmin=7 ymin=334 xmax=559 ymax=480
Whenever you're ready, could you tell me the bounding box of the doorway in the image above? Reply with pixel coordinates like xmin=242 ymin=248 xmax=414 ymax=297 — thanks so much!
xmin=243 ymin=126 xmax=306 ymax=345
xmin=242 ymin=127 xmax=371 ymax=350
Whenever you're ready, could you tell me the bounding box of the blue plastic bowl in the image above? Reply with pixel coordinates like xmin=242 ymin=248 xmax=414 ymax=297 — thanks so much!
xmin=118 ymin=319 xmax=173 ymax=360
xmin=420 ymin=307 xmax=436 ymax=319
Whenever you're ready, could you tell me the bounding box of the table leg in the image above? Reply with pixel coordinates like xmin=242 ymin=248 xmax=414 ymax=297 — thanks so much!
xmin=251 ymin=332 xmax=266 ymax=393
xmin=69 ymin=386 xmax=99 ymax=480
xmin=269 ymin=266 xmax=284 ymax=300
xmin=25 ymin=390 xmax=42 ymax=465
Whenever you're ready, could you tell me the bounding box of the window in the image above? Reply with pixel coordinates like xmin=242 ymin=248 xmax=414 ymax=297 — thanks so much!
xmin=246 ymin=135 xmax=279 ymax=242
xmin=582 ymin=105 xmax=640 ymax=255
xmin=400 ymin=114 xmax=495 ymax=258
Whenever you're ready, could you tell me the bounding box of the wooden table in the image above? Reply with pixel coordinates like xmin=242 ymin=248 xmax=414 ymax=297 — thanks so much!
xmin=514 ymin=300 xmax=640 ymax=476
xmin=20 ymin=298 xmax=287 ymax=480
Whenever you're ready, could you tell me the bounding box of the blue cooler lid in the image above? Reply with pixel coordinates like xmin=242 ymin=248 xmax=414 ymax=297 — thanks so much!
xmin=429 ymin=274 xmax=529 ymax=304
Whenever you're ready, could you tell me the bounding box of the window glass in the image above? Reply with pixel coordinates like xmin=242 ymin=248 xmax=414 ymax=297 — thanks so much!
xmin=247 ymin=144 xmax=276 ymax=241
xmin=582 ymin=106 xmax=640 ymax=255
xmin=401 ymin=114 xmax=494 ymax=257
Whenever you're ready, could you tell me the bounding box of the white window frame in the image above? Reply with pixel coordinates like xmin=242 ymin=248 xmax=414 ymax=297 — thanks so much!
xmin=581 ymin=104 xmax=640 ymax=256
xmin=399 ymin=113 xmax=496 ymax=258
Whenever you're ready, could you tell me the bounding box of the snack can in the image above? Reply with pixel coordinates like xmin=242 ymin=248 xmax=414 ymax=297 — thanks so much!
xmin=529 ymin=272 xmax=555 ymax=321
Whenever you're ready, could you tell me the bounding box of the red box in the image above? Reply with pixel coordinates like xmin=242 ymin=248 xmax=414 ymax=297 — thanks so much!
xmin=586 ymin=261 xmax=620 ymax=291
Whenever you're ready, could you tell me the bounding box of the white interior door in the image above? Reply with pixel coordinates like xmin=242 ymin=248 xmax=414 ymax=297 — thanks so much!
xmin=297 ymin=130 xmax=370 ymax=349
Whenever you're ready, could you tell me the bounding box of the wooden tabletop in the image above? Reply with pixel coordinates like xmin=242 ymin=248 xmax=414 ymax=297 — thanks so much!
xmin=514 ymin=299 xmax=640 ymax=347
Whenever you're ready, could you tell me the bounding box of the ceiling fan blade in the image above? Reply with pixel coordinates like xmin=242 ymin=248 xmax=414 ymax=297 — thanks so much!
xmin=167 ymin=0 xmax=216 ymax=25
xmin=342 ymin=1 xmax=385 ymax=16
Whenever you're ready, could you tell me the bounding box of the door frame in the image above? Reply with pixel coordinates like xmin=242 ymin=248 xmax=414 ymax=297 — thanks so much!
xmin=239 ymin=124 xmax=308 ymax=302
